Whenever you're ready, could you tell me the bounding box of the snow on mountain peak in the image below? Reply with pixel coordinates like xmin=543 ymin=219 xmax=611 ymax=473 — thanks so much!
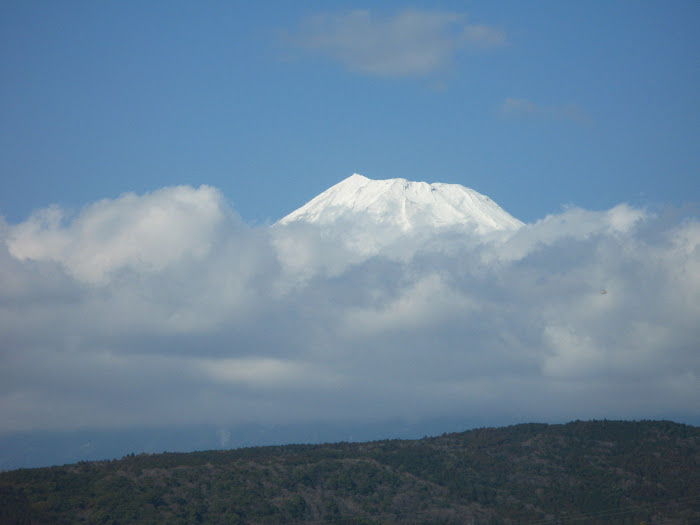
xmin=278 ymin=173 xmax=523 ymax=233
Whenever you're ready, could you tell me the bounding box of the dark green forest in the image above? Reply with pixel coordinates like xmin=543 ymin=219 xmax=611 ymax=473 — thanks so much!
xmin=1 ymin=420 xmax=698 ymax=524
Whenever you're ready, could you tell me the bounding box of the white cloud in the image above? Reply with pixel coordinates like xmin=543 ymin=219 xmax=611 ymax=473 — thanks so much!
xmin=0 ymin=187 xmax=698 ymax=434
xmin=201 ymin=357 xmax=343 ymax=390
xmin=501 ymin=97 xmax=592 ymax=125
xmin=292 ymin=9 xmax=506 ymax=77
xmin=7 ymin=186 xmax=232 ymax=284
xmin=342 ymin=274 xmax=477 ymax=337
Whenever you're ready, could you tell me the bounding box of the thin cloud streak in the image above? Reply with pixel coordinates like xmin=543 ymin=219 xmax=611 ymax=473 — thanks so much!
xmin=0 ymin=186 xmax=698 ymax=434
xmin=292 ymin=9 xmax=506 ymax=77
xmin=501 ymin=97 xmax=592 ymax=125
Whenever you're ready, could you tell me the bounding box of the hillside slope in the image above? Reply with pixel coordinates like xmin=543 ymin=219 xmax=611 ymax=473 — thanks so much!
xmin=1 ymin=420 xmax=698 ymax=524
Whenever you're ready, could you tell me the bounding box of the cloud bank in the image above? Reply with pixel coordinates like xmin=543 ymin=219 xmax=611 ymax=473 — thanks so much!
xmin=292 ymin=9 xmax=506 ymax=77
xmin=1 ymin=186 xmax=698 ymax=434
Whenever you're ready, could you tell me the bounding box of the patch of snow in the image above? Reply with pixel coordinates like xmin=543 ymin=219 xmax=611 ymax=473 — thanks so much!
xmin=278 ymin=173 xmax=522 ymax=233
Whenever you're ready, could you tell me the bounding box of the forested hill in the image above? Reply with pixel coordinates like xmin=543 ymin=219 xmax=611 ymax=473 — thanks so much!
xmin=1 ymin=420 xmax=698 ymax=524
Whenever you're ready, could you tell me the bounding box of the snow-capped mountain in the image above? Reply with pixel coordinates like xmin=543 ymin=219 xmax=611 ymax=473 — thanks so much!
xmin=278 ymin=173 xmax=522 ymax=233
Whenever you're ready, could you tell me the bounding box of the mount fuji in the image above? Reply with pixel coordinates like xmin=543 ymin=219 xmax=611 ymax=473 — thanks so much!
xmin=278 ymin=174 xmax=523 ymax=234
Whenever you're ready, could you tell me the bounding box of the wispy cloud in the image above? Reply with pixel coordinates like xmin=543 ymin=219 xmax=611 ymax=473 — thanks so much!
xmin=1 ymin=185 xmax=698 ymax=433
xmin=501 ymin=97 xmax=592 ymax=125
xmin=291 ymin=9 xmax=506 ymax=77
xmin=463 ymin=24 xmax=507 ymax=49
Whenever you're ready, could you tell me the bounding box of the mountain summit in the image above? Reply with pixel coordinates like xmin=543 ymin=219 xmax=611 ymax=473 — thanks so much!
xmin=278 ymin=174 xmax=522 ymax=234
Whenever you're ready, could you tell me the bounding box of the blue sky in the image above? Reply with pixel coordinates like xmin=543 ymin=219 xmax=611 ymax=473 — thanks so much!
xmin=1 ymin=1 xmax=698 ymax=225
